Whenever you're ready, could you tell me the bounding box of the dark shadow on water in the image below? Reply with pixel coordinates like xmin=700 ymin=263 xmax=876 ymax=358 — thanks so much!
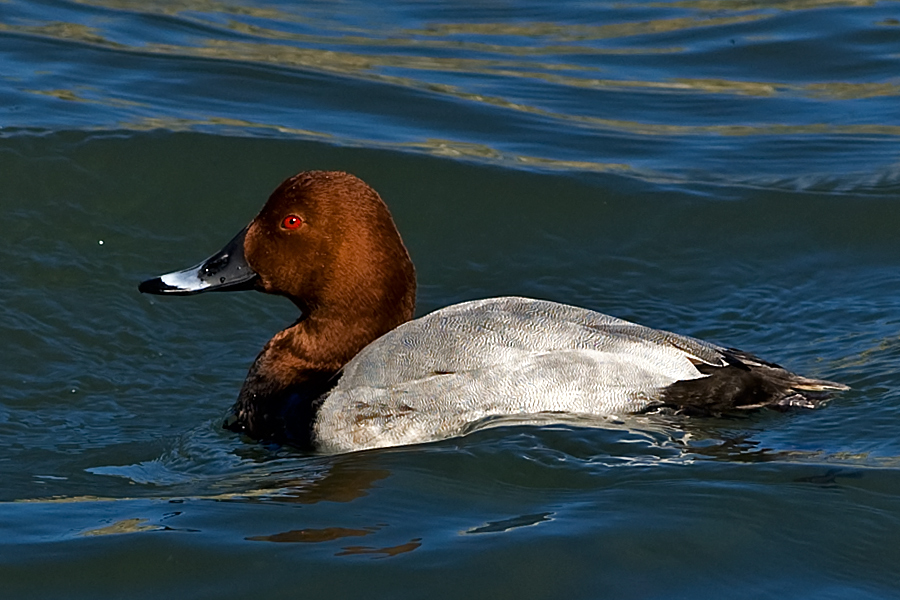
xmin=247 ymin=525 xmax=379 ymax=543
xmin=213 ymin=450 xmax=392 ymax=505
xmin=334 ymin=538 xmax=423 ymax=559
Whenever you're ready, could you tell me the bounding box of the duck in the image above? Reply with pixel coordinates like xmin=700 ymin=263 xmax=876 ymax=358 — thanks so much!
xmin=139 ymin=170 xmax=848 ymax=454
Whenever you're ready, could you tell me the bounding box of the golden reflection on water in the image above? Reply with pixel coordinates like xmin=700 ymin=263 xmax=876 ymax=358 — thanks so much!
xmin=72 ymin=0 xmax=288 ymax=20
xmin=121 ymin=117 xmax=642 ymax=173
xmin=128 ymin=115 xmax=333 ymax=140
xmin=25 ymin=88 xmax=87 ymax=102
xmin=420 ymin=13 xmax=766 ymax=41
xmin=663 ymin=0 xmax=880 ymax=11
xmin=81 ymin=517 xmax=162 ymax=536
xmin=0 ymin=21 xmax=120 ymax=47
xmin=69 ymin=0 xmax=767 ymax=43
xmin=5 ymin=9 xmax=898 ymax=106
xmin=805 ymin=82 xmax=900 ymax=100
xmin=23 ymin=86 xmax=145 ymax=108
xmin=3 ymin=0 xmax=898 ymax=173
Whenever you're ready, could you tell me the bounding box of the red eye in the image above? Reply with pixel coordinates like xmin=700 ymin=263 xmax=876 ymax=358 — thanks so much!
xmin=281 ymin=215 xmax=303 ymax=230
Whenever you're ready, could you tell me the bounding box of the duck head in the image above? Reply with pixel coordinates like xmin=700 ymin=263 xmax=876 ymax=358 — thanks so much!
xmin=140 ymin=171 xmax=417 ymax=444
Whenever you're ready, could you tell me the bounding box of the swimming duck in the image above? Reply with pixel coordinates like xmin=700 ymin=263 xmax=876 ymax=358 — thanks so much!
xmin=139 ymin=171 xmax=847 ymax=453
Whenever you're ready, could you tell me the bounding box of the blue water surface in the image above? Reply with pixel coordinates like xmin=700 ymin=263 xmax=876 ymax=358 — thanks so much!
xmin=1 ymin=0 xmax=900 ymax=598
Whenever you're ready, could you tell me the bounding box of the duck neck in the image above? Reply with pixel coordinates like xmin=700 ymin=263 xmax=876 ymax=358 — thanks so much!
xmin=227 ymin=265 xmax=416 ymax=446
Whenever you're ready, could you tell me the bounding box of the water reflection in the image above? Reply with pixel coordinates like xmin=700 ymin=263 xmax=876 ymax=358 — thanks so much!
xmin=247 ymin=525 xmax=378 ymax=543
xmin=334 ymin=538 xmax=422 ymax=558
xmin=245 ymin=458 xmax=391 ymax=505
xmin=792 ymin=468 xmax=864 ymax=487
xmin=5 ymin=0 xmax=898 ymax=188
xmin=664 ymin=0 xmax=882 ymax=11
xmin=71 ymin=0 xmax=288 ymax=20
xmin=80 ymin=513 xmax=200 ymax=536
xmin=81 ymin=517 xmax=162 ymax=536
xmin=8 ymin=15 xmax=898 ymax=105
xmin=5 ymin=2 xmax=898 ymax=105
xmin=418 ymin=14 xmax=766 ymax=41
xmin=248 ymin=523 xmax=423 ymax=558
xmin=466 ymin=512 xmax=554 ymax=534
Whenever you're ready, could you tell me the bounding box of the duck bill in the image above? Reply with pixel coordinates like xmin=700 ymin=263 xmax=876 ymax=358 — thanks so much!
xmin=138 ymin=228 xmax=258 ymax=295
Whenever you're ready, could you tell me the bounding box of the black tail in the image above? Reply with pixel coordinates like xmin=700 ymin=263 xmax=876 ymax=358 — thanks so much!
xmin=655 ymin=348 xmax=848 ymax=416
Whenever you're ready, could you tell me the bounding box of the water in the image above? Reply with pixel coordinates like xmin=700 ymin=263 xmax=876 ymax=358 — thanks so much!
xmin=2 ymin=0 xmax=900 ymax=597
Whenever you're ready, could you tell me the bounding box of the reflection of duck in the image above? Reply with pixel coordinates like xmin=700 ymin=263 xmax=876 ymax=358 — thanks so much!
xmin=139 ymin=171 xmax=848 ymax=453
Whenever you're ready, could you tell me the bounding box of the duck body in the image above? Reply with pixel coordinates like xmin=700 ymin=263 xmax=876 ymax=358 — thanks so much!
xmin=314 ymin=296 xmax=712 ymax=453
xmin=315 ymin=296 xmax=843 ymax=453
xmin=139 ymin=171 xmax=847 ymax=454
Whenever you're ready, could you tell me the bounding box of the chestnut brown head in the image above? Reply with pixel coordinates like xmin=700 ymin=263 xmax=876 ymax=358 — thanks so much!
xmin=139 ymin=170 xmax=416 ymax=329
